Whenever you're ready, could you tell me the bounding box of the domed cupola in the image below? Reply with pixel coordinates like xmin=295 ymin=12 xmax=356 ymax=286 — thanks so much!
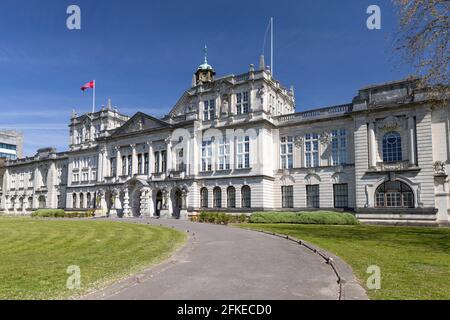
xmin=194 ymin=46 xmax=216 ymax=85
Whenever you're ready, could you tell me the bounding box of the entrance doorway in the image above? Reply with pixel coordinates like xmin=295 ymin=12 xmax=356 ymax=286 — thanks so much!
xmin=155 ymin=190 xmax=163 ymax=217
xmin=172 ymin=188 xmax=182 ymax=219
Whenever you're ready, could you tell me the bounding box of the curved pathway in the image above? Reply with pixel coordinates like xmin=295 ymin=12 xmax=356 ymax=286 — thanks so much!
xmin=83 ymin=219 xmax=366 ymax=300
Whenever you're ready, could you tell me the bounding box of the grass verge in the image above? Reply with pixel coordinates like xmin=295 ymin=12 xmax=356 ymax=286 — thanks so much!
xmin=0 ymin=217 xmax=186 ymax=300
xmin=238 ymin=223 xmax=450 ymax=300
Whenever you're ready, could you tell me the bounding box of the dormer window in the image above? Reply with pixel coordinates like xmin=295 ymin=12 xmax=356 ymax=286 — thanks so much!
xmin=203 ymin=99 xmax=215 ymax=121
xmin=237 ymin=92 xmax=250 ymax=115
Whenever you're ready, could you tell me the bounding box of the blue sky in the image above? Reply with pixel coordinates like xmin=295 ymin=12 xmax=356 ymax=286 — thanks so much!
xmin=0 ymin=0 xmax=412 ymax=156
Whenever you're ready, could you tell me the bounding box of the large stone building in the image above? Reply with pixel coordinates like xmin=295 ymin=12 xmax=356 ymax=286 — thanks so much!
xmin=1 ymin=55 xmax=449 ymax=225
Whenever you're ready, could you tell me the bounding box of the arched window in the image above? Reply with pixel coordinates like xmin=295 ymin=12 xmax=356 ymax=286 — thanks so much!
xmin=227 ymin=186 xmax=236 ymax=208
xmin=73 ymin=193 xmax=77 ymax=209
xmin=375 ymin=181 xmax=414 ymax=208
xmin=28 ymin=197 xmax=33 ymax=210
xmin=200 ymin=188 xmax=208 ymax=208
xmin=213 ymin=187 xmax=222 ymax=208
xmin=241 ymin=186 xmax=251 ymax=208
xmin=38 ymin=196 xmax=46 ymax=209
xmin=79 ymin=193 xmax=84 ymax=209
xmin=383 ymin=132 xmax=402 ymax=163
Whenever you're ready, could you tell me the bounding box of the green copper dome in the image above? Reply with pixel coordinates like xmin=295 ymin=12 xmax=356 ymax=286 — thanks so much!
xmin=198 ymin=45 xmax=214 ymax=71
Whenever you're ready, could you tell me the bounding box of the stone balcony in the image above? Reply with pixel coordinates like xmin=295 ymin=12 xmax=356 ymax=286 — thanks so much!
xmin=275 ymin=104 xmax=353 ymax=125
xmin=367 ymin=161 xmax=420 ymax=173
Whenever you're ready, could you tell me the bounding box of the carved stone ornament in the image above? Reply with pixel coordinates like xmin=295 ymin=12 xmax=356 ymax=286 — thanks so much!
xmin=257 ymin=86 xmax=265 ymax=104
xmin=377 ymin=116 xmax=401 ymax=131
xmin=294 ymin=136 xmax=304 ymax=148
xmin=434 ymin=161 xmax=446 ymax=175
xmin=319 ymin=132 xmax=332 ymax=145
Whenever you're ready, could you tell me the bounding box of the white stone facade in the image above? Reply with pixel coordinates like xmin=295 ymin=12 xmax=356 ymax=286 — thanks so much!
xmin=1 ymin=63 xmax=449 ymax=225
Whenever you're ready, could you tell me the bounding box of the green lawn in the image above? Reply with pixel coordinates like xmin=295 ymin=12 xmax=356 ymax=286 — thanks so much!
xmin=238 ymin=224 xmax=450 ymax=300
xmin=0 ymin=217 xmax=186 ymax=300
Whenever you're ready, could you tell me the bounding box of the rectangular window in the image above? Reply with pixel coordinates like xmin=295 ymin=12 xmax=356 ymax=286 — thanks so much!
xmin=332 ymin=129 xmax=347 ymax=166
xmin=218 ymin=136 xmax=230 ymax=170
xmin=203 ymin=99 xmax=215 ymax=121
xmin=201 ymin=139 xmax=213 ymax=171
xmin=122 ymin=156 xmax=126 ymax=175
xmin=176 ymin=149 xmax=184 ymax=171
xmin=154 ymin=152 xmax=160 ymax=173
xmin=280 ymin=136 xmax=294 ymax=169
xmin=305 ymin=134 xmax=319 ymax=168
xmin=282 ymin=186 xmax=294 ymax=208
xmin=306 ymin=185 xmax=320 ymax=208
xmin=138 ymin=154 xmax=143 ymax=174
xmin=144 ymin=153 xmax=149 ymax=175
xmin=333 ymin=184 xmax=349 ymax=209
xmin=161 ymin=151 xmax=167 ymax=173
xmin=91 ymin=171 xmax=97 ymax=181
xmin=237 ymin=136 xmax=250 ymax=169
xmin=237 ymin=91 xmax=250 ymax=115
xmin=127 ymin=155 xmax=132 ymax=176
xmin=110 ymin=157 xmax=116 ymax=177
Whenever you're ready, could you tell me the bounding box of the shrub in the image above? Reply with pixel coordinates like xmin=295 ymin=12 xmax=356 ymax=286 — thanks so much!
xmin=31 ymin=209 xmax=95 ymax=219
xmin=249 ymin=211 xmax=360 ymax=225
xmin=197 ymin=212 xmax=247 ymax=225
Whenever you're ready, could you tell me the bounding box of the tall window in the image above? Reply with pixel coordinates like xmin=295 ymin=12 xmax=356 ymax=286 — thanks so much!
xmin=306 ymin=185 xmax=320 ymax=208
xmin=154 ymin=152 xmax=160 ymax=173
xmin=144 ymin=153 xmax=149 ymax=175
xmin=280 ymin=136 xmax=294 ymax=169
xmin=227 ymin=186 xmax=236 ymax=208
xmin=127 ymin=155 xmax=132 ymax=176
xmin=375 ymin=181 xmax=414 ymax=208
xmin=110 ymin=157 xmax=116 ymax=176
xmin=79 ymin=193 xmax=84 ymax=209
xmin=213 ymin=187 xmax=222 ymax=208
xmin=202 ymin=139 xmax=213 ymax=171
xmin=282 ymin=186 xmax=294 ymax=208
xmin=237 ymin=136 xmax=250 ymax=169
xmin=218 ymin=136 xmax=230 ymax=170
xmin=305 ymin=133 xmax=319 ymax=168
xmin=383 ymin=132 xmax=402 ymax=163
xmin=72 ymin=193 xmax=77 ymax=209
xmin=138 ymin=154 xmax=143 ymax=174
xmin=201 ymin=188 xmax=209 ymax=208
xmin=241 ymin=186 xmax=251 ymax=208
xmin=176 ymin=149 xmax=184 ymax=172
xmin=203 ymin=99 xmax=215 ymax=121
xmin=331 ymin=129 xmax=347 ymax=166
xmin=161 ymin=151 xmax=167 ymax=172
xmin=333 ymin=184 xmax=349 ymax=209
xmin=236 ymin=91 xmax=250 ymax=115
xmin=122 ymin=156 xmax=127 ymax=175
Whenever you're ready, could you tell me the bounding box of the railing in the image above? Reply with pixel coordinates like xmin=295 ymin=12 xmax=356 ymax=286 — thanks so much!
xmin=276 ymin=104 xmax=353 ymax=124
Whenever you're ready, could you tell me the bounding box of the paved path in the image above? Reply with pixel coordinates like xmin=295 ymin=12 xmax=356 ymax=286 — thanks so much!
xmin=84 ymin=219 xmax=365 ymax=300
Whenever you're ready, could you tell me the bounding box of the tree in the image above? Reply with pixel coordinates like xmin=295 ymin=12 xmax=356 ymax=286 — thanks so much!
xmin=393 ymin=0 xmax=449 ymax=92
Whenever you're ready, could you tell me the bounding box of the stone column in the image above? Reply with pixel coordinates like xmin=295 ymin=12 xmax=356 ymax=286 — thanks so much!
xmin=408 ymin=116 xmax=416 ymax=166
xmin=97 ymin=151 xmax=104 ymax=182
xmin=166 ymin=139 xmax=172 ymax=176
xmin=116 ymin=147 xmax=122 ymax=178
xmin=147 ymin=142 xmax=154 ymax=178
xmin=123 ymin=188 xmax=131 ymax=217
xmin=131 ymin=144 xmax=138 ymax=176
xmin=368 ymin=122 xmax=377 ymax=168
xmin=94 ymin=190 xmax=107 ymax=217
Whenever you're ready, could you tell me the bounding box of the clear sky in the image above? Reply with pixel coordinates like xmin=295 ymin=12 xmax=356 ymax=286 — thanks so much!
xmin=0 ymin=0 xmax=413 ymax=156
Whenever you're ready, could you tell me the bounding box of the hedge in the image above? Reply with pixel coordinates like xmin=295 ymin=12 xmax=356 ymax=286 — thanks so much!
xmin=249 ymin=211 xmax=360 ymax=225
xmin=195 ymin=212 xmax=249 ymax=225
xmin=31 ymin=209 xmax=95 ymax=219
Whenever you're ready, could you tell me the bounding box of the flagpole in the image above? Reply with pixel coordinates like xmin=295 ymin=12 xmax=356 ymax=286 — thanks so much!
xmin=92 ymin=80 xmax=96 ymax=113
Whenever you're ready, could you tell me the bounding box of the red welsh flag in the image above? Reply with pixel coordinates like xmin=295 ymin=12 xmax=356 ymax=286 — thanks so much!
xmin=81 ymin=80 xmax=95 ymax=91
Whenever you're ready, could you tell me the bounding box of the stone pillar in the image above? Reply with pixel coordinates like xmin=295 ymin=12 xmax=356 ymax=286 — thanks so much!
xmin=368 ymin=122 xmax=377 ymax=168
xmin=166 ymin=139 xmax=172 ymax=176
xmin=179 ymin=189 xmax=188 ymax=220
xmin=97 ymin=152 xmax=104 ymax=182
xmin=159 ymin=189 xmax=171 ymax=219
xmin=131 ymin=144 xmax=138 ymax=176
xmin=147 ymin=142 xmax=154 ymax=178
xmin=116 ymin=147 xmax=122 ymax=178
xmin=140 ymin=187 xmax=151 ymax=217
xmin=94 ymin=190 xmax=108 ymax=217
xmin=408 ymin=116 xmax=416 ymax=166
xmin=123 ymin=188 xmax=131 ymax=217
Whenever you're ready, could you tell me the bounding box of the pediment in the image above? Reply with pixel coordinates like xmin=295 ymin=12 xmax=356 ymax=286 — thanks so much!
xmin=112 ymin=112 xmax=169 ymax=137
